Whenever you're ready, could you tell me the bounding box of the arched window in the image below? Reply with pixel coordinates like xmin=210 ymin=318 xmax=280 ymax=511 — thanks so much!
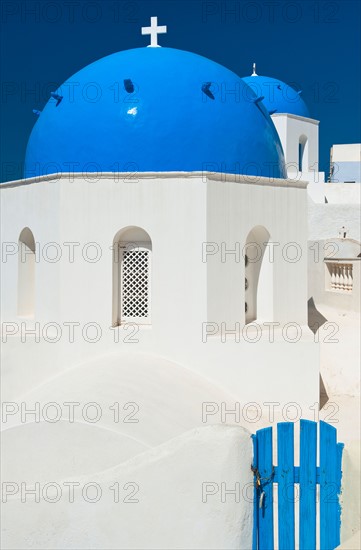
xmin=18 ymin=227 xmax=36 ymax=317
xmin=244 ymin=226 xmax=273 ymax=324
xmin=112 ymin=227 xmax=152 ymax=326
xmin=298 ymin=135 xmax=308 ymax=172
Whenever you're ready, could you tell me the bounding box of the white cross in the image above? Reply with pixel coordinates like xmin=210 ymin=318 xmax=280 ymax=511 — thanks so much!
xmin=141 ymin=16 xmax=167 ymax=48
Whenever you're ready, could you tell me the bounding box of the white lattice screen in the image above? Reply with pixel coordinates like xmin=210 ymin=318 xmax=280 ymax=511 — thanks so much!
xmin=120 ymin=244 xmax=151 ymax=322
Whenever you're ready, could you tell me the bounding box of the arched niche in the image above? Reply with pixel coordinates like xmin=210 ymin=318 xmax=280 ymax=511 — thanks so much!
xmin=244 ymin=226 xmax=273 ymax=324
xmin=112 ymin=226 xmax=152 ymax=327
xmin=18 ymin=227 xmax=36 ymax=317
xmin=298 ymin=134 xmax=308 ymax=172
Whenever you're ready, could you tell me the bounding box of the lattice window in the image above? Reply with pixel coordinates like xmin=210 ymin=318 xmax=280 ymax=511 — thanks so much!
xmin=120 ymin=245 xmax=151 ymax=322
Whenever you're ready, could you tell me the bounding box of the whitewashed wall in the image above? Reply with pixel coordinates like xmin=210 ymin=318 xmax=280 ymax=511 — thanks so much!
xmin=0 ymin=172 xmax=319 ymax=408
xmin=1 ymin=424 xmax=253 ymax=550
xmin=308 ymin=199 xmax=361 ymax=242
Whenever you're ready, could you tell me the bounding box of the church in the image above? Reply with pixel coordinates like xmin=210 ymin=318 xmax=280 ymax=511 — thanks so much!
xmin=1 ymin=16 xmax=360 ymax=550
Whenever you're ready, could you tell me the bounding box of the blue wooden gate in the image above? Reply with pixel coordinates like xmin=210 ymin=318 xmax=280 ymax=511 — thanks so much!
xmin=252 ymin=420 xmax=344 ymax=550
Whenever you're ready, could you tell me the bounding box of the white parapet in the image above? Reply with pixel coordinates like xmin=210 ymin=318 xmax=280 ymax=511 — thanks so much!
xmin=1 ymin=424 xmax=253 ymax=549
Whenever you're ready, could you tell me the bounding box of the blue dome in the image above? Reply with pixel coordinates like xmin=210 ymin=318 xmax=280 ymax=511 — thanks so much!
xmin=243 ymin=75 xmax=310 ymax=118
xmin=25 ymin=48 xmax=286 ymax=179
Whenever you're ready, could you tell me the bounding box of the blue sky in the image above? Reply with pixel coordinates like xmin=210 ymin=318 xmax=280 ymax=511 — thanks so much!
xmin=1 ymin=0 xmax=360 ymax=182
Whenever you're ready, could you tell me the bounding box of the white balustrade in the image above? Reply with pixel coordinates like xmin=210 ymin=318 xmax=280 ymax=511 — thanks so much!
xmin=328 ymin=262 xmax=353 ymax=292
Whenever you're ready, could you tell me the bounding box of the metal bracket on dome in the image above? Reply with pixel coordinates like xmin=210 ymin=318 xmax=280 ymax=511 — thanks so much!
xmin=202 ymin=82 xmax=215 ymax=100
xmin=124 ymin=79 xmax=135 ymax=94
xmin=253 ymin=95 xmax=265 ymax=104
xmin=32 ymin=109 xmax=41 ymax=116
xmin=50 ymin=92 xmax=63 ymax=107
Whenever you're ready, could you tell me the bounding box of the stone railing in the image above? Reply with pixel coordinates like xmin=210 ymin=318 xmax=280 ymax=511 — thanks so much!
xmin=325 ymin=260 xmax=353 ymax=292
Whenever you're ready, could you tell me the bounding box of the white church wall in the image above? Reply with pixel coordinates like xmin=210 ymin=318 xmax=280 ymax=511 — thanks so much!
xmin=206 ymin=173 xmax=309 ymax=327
xmin=0 ymin=172 xmax=319 ymax=409
xmin=1 ymin=328 xmax=320 ymax=412
xmin=1 ymin=424 xmax=253 ymax=550
xmin=1 ymin=180 xmax=62 ymax=322
xmin=308 ymin=198 xmax=361 ymax=242
xmin=271 ymin=113 xmax=319 ymax=176
xmin=1 ymin=174 xmax=208 ymax=331
xmin=323 ymin=238 xmax=361 ymax=258
xmin=324 ymin=183 xmax=361 ymax=203
xmin=271 ymin=113 xmax=329 ymax=207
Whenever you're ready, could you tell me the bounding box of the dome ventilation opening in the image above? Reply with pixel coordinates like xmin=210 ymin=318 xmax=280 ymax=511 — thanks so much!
xmin=202 ymin=82 xmax=215 ymax=100
xmin=50 ymin=92 xmax=63 ymax=107
xmin=124 ymin=79 xmax=135 ymax=93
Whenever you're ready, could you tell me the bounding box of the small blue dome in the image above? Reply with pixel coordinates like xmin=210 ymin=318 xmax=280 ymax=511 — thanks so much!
xmin=243 ymin=75 xmax=310 ymax=118
xmin=25 ymin=48 xmax=286 ymax=179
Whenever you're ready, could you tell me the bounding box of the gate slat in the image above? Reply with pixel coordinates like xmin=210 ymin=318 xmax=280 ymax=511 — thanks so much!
xmin=299 ymin=419 xmax=317 ymax=550
xmin=277 ymin=422 xmax=295 ymax=550
xmin=320 ymin=421 xmax=339 ymax=550
xmin=252 ymin=434 xmax=259 ymax=550
xmin=336 ymin=442 xmax=344 ymax=549
xmin=257 ymin=426 xmax=274 ymax=550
